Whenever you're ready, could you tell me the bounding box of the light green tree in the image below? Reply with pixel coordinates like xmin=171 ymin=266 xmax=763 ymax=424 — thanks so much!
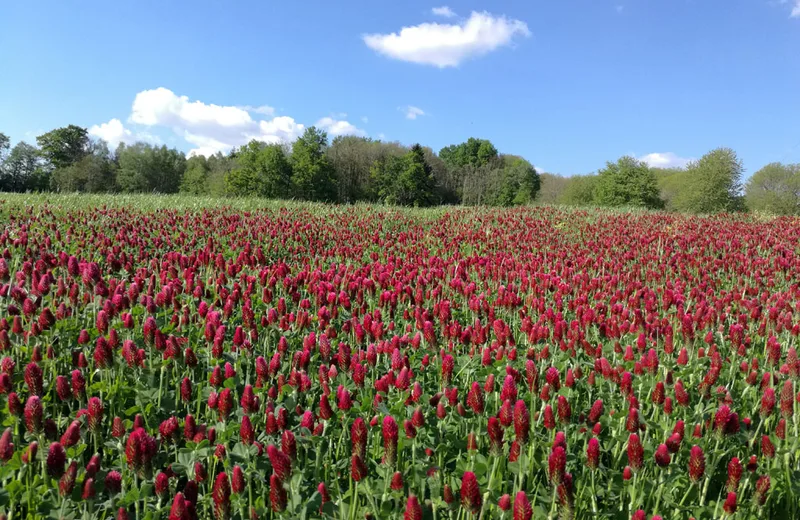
xmin=537 ymin=173 xmax=570 ymax=204
xmin=486 ymin=155 xmax=541 ymax=206
xmin=594 ymin=156 xmax=663 ymax=209
xmin=745 ymin=162 xmax=800 ymax=215
xmin=558 ymin=175 xmax=598 ymax=206
xmin=180 ymin=155 xmax=211 ymax=195
xmin=682 ymin=148 xmax=744 ymax=213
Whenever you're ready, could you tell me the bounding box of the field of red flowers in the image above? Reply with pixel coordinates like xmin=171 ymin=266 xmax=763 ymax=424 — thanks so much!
xmin=0 ymin=196 xmax=799 ymax=520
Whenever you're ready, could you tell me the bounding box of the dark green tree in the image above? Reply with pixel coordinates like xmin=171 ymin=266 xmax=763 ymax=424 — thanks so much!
xmin=0 ymin=142 xmax=44 ymax=192
xmin=36 ymin=125 xmax=90 ymax=169
xmin=50 ymin=141 xmax=116 ymax=193
xmin=594 ymin=156 xmax=663 ymax=209
xmin=226 ymin=141 xmax=292 ymax=198
xmin=116 ymin=143 xmax=186 ymax=193
xmin=439 ymin=137 xmax=498 ymax=169
xmin=395 ymin=144 xmax=436 ymax=206
xmin=291 ymin=127 xmax=337 ymax=201
xmin=326 ymin=136 xmax=406 ymax=202
xmin=0 ymin=133 xmax=9 ymax=165
xmin=372 ymin=144 xmax=435 ymax=207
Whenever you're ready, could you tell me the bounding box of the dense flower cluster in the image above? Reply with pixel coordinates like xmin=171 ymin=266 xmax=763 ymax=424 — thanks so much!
xmin=0 ymin=201 xmax=798 ymax=518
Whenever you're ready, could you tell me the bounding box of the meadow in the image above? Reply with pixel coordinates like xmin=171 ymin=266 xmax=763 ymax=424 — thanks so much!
xmin=0 ymin=193 xmax=798 ymax=520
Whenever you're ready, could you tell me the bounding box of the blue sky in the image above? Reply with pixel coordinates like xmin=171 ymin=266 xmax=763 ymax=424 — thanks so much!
xmin=1 ymin=0 xmax=799 ymax=175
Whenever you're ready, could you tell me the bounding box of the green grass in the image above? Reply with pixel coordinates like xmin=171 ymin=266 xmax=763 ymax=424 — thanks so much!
xmin=0 ymin=191 xmax=791 ymax=222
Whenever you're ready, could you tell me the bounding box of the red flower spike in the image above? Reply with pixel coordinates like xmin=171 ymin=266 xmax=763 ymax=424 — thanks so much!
xmin=460 ymin=471 xmax=481 ymax=514
xmin=404 ymin=495 xmax=422 ymax=520
xmin=513 ymin=491 xmax=532 ymax=520
xmin=212 ymin=472 xmax=231 ymax=520
xmin=689 ymin=445 xmax=705 ymax=482
xmin=627 ymin=434 xmax=643 ymax=471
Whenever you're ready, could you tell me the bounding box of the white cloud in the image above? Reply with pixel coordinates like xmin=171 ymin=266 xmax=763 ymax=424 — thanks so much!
xmin=315 ymin=117 xmax=367 ymax=137
xmin=792 ymin=1 xmax=800 ymax=17
xmin=639 ymin=152 xmax=693 ymax=169
xmin=239 ymin=105 xmax=276 ymax=116
xmin=432 ymin=6 xmax=456 ymax=18
xmin=94 ymin=88 xmax=370 ymax=157
xmin=363 ymin=11 xmax=530 ymax=67
xmin=88 ymin=119 xmax=134 ymax=147
xmin=88 ymin=118 xmax=159 ymax=148
xmin=401 ymin=106 xmax=426 ymax=120
xmin=129 ymin=87 xmax=307 ymax=156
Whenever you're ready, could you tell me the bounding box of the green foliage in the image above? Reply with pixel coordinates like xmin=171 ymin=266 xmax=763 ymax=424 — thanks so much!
xmin=393 ymin=144 xmax=436 ymax=206
xmin=594 ymin=156 xmax=663 ymax=209
xmin=327 ymin=136 xmax=407 ymax=203
xmin=681 ymin=148 xmax=744 ymax=213
xmin=439 ymin=137 xmax=498 ymax=169
xmin=226 ymin=141 xmax=292 ymax=198
xmin=206 ymin=152 xmax=237 ymax=196
xmin=537 ymin=173 xmax=570 ymax=204
xmin=116 ymin=142 xmax=186 ymax=193
xmin=485 ymin=155 xmax=541 ymax=206
xmin=653 ymin=168 xmax=690 ymax=211
xmin=180 ymin=156 xmax=211 ymax=195
xmin=0 ymin=132 xmax=9 ymax=163
xmin=558 ymin=175 xmax=599 ymax=206
xmin=422 ymin=146 xmax=459 ymax=205
xmin=745 ymin=162 xmax=800 ymax=215
xmin=372 ymin=145 xmax=435 ymax=206
xmin=51 ymin=148 xmax=116 ymax=193
xmin=291 ymin=127 xmax=337 ymax=202
xmin=36 ymin=125 xmax=90 ymax=169
xmin=0 ymin=141 xmax=44 ymax=192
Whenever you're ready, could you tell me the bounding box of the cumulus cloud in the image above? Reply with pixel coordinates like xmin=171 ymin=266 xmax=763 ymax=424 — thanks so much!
xmin=639 ymin=152 xmax=693 ymax=169
xmin=363 ymin=11 xmax=530 ymax=67
xmin=88 ymin=119 xmax=133 ymax=147
xmin=91 ymin=88 xmax=371 ymax=157
xmin=401 ymin=106 xmax=426 ymax=120
xmin=239 ymin=105 xmax=276 ymax=116
xmin=793 ymin=0 xmax=800 ymax=17
xmin=315 ymin=117 xmax=367 ymax=137
xmin=432 ymin=6 xmax=456 ymax=18
xmin=88 ymin=118 xmax=159 ymax=148
xmin=127 ymin=87 xmax=314 ymax=156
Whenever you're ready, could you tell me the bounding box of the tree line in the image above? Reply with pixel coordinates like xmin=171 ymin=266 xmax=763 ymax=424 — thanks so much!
xmin=1 ymin=126 xmax=798 ymax=214
xmin=539 ymin=149 xmax=799 ymax=215
xmin=0 ymin=127 xmax=539 ymax=208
